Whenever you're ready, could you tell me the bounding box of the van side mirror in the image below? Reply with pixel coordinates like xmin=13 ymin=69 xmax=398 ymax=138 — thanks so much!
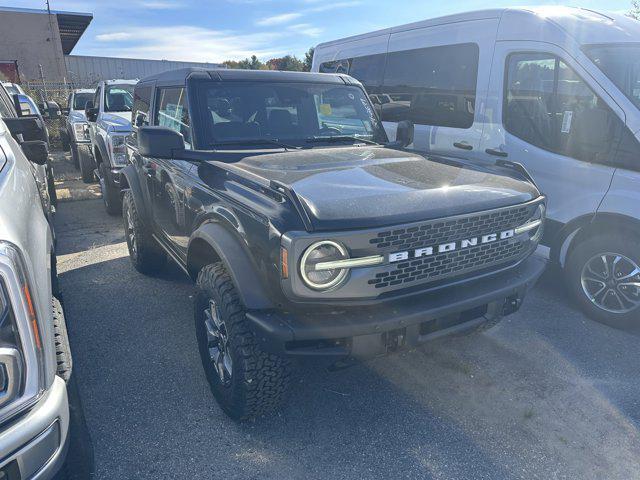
xmin=138 ymin=126 xmax=185 ymax=159
xmin=20 ymin=140 xmax=49 ymax=165
xmin=85 ymin=101 xmax=98 ymax=122
xmin=394 ymin=120 xmax=414 ymax=148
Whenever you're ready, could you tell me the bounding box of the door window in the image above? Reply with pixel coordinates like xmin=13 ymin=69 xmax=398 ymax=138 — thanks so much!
xmin=93 ymin=87 xmax=101 ymax=110
xmin=132 ymin=85 xmax=152 ymax=129
xmin=505 ymin=52 xmax=639 ymax=166
xmin=155 ymin=87 xmax=191 ymax=148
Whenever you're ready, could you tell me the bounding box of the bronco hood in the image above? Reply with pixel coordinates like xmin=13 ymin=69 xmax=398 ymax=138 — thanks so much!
xmin=233 ymin=146 xmax=541 ymax=231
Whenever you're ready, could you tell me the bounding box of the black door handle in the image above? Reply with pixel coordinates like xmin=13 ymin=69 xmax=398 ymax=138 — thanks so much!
xmin=485 ymin=148 xmax=508 ymax=157
xmin=453 ymin=142 xmax=473 ymax=150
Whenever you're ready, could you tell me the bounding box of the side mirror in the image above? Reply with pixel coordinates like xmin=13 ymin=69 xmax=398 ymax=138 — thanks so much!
xmin=42 ymin=101 xmax=61 ymax=119
xmin=3 ymin=117 xmax=47 ymax=142
xmin=62 ymin=107 xmax=70 ymax=116
xmin=85 ymin=101 xmax=98 ymax=122
xmin=134 ymin=112 xmax=147 ymax=128
xmin=138 ymin=126 xmax=185 ymax=159
xmin=20 ymin=140 xmax=49 ymax=165
xmin=12 ymin=94 xmax=36 ymax=117
xmin=395 ymin=120 xmax=414 ymax=148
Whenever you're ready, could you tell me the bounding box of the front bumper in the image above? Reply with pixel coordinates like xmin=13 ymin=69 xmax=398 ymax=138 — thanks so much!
xmin=247 ymin=253 xmax=547 ymax=359
xmin=0 ymin=377 xmax=69 ymax=479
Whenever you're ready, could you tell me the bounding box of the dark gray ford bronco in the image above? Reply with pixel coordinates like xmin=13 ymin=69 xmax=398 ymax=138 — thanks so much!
xmin=121 ymin=68 xmax=546 ymax=420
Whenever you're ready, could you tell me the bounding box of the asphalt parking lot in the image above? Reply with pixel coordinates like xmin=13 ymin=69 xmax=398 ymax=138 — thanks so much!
xmin=52 ymin=159 xmax=640 ymax=480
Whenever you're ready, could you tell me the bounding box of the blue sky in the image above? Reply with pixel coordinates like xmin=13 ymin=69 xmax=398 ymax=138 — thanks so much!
xmin=12 ymin=0 xmax=637 ymax=62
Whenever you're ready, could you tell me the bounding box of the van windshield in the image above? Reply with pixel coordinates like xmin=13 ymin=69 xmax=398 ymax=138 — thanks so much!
xmin=195 ymin=82 xmax=388 ymax=148
xmin=584 ymin=44 xmax=640 ymax=110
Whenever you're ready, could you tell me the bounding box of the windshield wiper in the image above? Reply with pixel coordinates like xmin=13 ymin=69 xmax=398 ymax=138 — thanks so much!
xmin=305 ymin=135 xmax=379 ymax=146
xmin=210 ymin=138 xmax=299 ymax=151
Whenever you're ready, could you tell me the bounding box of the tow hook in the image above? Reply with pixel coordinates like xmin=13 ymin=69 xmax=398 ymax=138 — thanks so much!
xmin=502 ymin=295 xmax=521 ymax=316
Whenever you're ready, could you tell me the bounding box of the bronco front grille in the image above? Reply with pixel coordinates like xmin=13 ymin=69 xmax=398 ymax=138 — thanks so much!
xmin=367 ymin=203 xmax=537 ymax=290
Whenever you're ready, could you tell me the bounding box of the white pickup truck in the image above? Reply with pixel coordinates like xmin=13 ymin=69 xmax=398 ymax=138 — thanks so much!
xmin=85 ymin=79 xmax=136 ymax=215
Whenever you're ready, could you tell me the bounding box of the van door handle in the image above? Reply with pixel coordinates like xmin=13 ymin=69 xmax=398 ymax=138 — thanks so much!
xmin=485 ymin=148 xmax=508 ymax=157
xmin=453 ymin=142 xmax=473 ymax=150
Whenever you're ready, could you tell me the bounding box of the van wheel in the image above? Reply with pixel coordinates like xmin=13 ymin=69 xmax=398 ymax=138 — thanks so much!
xmin=123 ymin=190 xmax=165 ymax=274
xmin=566 ymin=233 xmax=640 ymax=330
xmin=195 ymin=263 xmax=290 ymax=421
xmin=99 ymin=163 xmax=121 ymax=216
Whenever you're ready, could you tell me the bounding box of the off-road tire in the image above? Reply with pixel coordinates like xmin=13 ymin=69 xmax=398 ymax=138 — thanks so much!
xmin=100 ymin=163 xmax=121 ymax=216
xmin=52 ymin=297 xmax=72 ymax=382
xmin=566 ymin=233 xmax=640 ymax=331
xmin=79 ymin=147 xmax=95 ymax=183
xmin=195 ymin=263 xmax=290 ymax=421
xmin=123 ymin=190 xmax=166 ymax=274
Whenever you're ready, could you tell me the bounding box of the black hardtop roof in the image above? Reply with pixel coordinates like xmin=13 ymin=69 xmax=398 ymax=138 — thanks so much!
xmin=137 ymin=67 xmax=355 ymax=87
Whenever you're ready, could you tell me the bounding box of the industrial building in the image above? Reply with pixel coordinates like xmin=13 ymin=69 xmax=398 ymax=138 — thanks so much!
xmin=0 ymin=5 xmax=222 ymax=85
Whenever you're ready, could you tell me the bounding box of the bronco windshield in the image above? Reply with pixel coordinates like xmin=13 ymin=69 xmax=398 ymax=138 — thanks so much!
xmin=584 ymin=44 xmax=640 ymax=110
xmin=195 ymin=82 xmax=388 ymax=148
xmin=104 ymin=84 xmax=134 ymax=112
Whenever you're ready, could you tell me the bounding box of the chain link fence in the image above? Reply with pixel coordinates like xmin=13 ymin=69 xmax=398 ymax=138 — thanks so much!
xmin=21 ymin=80 xmax=91 ymax=150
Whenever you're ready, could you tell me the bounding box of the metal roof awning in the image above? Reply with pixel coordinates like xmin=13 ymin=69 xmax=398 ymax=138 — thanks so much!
xmin=56 ymin=12 xmax=93 ymax=54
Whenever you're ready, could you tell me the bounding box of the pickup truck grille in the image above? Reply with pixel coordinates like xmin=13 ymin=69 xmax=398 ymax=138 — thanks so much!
xmin=367 ymin=203 xmax=537 ymax=290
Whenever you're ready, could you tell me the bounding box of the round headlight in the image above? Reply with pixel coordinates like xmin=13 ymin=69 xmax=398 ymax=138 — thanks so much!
xmin=300 ymin=241 xmax=349 ymax=290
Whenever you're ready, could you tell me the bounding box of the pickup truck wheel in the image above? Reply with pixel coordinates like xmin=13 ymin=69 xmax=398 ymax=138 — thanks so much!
xmin=79 ymin=147 xmax=95 ymax=183
xmin=99 ymin=163 xmax=121 ymax=216
xmin=46 ymin=165 xmax=57 ymax=208
xmin=566 ymin=233 xmax=640 ymax=331
xmin=52 ymin=297 xmax=72 ymax=382
xmin=123 ymin=190 xmax=166 ymax=274
xmin=195 ymin=263 xmax=290 ymax=421
xmin=70 ymin=143 xmax=80 ymax=169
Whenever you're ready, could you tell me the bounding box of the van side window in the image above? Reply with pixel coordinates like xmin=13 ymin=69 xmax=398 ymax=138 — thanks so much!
xmin=505 ymin=53 xmax=638 ymax=166
xmin=320 ymin=59 xmax=350 ymax=74
xmin=380 ymin=43 xmax=479 ymax=128
xmin=132 ymin=85 xmax=152 ymax=129
xmin=349 ymin=54 xmax=385 ymax=87
xmin=155 ymin=87 xmax=192 ymax=149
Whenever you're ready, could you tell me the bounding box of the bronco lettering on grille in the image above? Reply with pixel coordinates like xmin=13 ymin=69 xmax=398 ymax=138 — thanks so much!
xmin=388 ymin=229 xmax=515 ymax=263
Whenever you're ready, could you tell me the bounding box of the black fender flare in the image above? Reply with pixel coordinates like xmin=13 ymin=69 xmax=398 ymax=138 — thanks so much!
xmin=93 ymin=135 xmax=109 ymax=166
xmin=188 ymin=223 xmax=273 ymax=310
xmin=120 ymin=165 xmax=151 ymax=226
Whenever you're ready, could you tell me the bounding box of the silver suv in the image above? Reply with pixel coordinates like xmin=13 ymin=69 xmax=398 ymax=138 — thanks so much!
xmin=0 ymin=116 xmax=72 ymax=477
xmin=85 ymin=79 xmax=136 ymax=215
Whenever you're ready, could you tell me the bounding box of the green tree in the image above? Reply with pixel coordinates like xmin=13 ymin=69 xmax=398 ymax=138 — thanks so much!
xmin=266 ymin=55 xmax=304 ymax=71
xmin=223 ymin=55 xmax=265 ymax=70
xmin=303 ymin=47 xmax=315 ymax=72
xmin=629 ymin=0 xmax=640 ymax=19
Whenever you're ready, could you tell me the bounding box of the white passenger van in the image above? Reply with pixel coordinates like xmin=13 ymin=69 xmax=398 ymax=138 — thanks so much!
xmin=312 ymin=7 xmax=640 ymax=329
